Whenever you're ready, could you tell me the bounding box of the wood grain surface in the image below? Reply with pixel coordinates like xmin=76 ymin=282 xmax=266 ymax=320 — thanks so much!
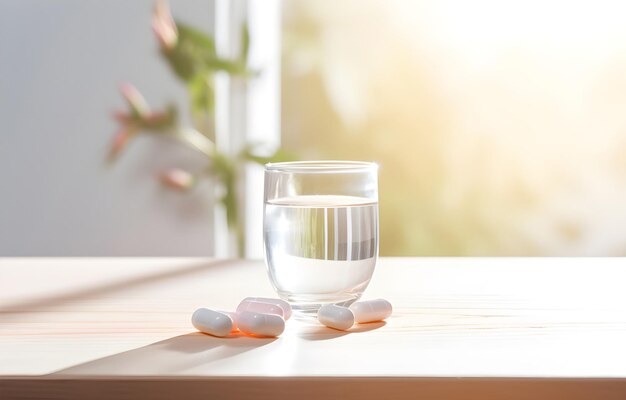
xmin=1 ymin=257 xmax=626 ymax=399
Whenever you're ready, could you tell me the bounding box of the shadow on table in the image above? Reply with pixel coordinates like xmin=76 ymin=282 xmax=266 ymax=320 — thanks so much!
xmin=52 ymin=332 xmax=275 ymax=376
xmin=0 ymin=259 xmax=236 ymax=318
xmin=298 ymin=321 xmax=387 ymax=341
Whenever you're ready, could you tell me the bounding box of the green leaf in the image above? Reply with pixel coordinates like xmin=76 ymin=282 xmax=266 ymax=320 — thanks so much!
xmin=160 ymin=21 xmax=255 ymax=82
xmin=177 ymin=23 xmax=216 ymax=52
xmin=188 ymin=73 xmax=214 ymax=116
xmin=161 ymin=22 xmax=217 ymax=82
xmin=162 ymin=48 xmax=196 ymax=81
xmin=222 ymin=178 xmax=237 ymax=229
xmin=206 ymin=57 xmax=250 ymax=76
xmin=210 ymin=152 xmax=238 ymax=229
xmin=241 ymin=145 xmax=297 ymax=165
xmin=210 ymin=152 xmax=233 ymax=182
xmin=239 ymin=23 xmax=250 ymax=66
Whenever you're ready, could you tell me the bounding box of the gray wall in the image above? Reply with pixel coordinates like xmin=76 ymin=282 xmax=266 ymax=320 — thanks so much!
xmin=0 ymin=0 xmax=216 ymax=256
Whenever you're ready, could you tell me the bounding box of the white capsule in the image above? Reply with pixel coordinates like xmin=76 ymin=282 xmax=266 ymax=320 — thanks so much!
xmin=191 ymin=308 xmax=237 ymax=337
xmin=242 ymin=297 xmax=292 ymax=320
xmin=317 ymin=304 xmax=355 ymax=331
xmin=237 ymin=300 xmax=284 ymax=318
xmin=237 ymin=311 xmax=285 ymax=337
xmin=350 ymin=299 xmax=393 ymax=323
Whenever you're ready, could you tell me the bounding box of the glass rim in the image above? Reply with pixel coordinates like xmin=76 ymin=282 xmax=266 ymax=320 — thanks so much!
xmin=265 ymin=160 xmax=378 ymax=173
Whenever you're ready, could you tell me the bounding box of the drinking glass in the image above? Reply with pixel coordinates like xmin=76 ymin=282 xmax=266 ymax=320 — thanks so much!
xmin=263 ymin=161 xmax=379 ymax=318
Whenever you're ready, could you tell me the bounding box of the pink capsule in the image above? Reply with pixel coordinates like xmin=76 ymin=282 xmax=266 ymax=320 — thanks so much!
xmin=242 ymin=297 xmax=292 ymax=320
xmin=236 ymin=300 xmax=285 ymax=318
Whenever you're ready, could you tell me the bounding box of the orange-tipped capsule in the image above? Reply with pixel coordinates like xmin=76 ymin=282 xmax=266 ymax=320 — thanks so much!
xmin=350 ymin=299 xmax=392 ymax=323
xmin=237 ymin=311 xmax=285 ymax=337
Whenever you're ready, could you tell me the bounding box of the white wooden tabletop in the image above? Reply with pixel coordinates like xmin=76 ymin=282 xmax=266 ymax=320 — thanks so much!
xmin=1 ymin=257 xmax=626 ymax=399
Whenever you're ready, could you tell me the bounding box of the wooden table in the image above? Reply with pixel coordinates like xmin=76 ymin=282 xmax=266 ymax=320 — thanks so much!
xmin=1 ymin=258 xmax=626 ymax=399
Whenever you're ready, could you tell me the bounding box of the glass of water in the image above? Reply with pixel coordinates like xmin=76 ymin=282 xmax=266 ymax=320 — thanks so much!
xmin=263 ymin=161 xmax=379 ymax=318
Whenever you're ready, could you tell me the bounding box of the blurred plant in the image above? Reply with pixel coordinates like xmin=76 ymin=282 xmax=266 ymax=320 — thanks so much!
xmin=109 ymin=0 xmax=292 ymax=256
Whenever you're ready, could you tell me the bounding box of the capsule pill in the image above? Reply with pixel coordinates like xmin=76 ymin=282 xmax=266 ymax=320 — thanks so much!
xmin=317 ymin=304 xmax=355 ymax=331
xmin=237 ymin=300 xmax=284 ymax=318
xmin=237 ymin=311 xmax=285 ymax=337
xmin=350 ymin=299 xmax=392 ymax=323
xmin=191 ymin=308 xmax=237 ymax=337
xmin=242 ymin=297 xmax=292 ymax=320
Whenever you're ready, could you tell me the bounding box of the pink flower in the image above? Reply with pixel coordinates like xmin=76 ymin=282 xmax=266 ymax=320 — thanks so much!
xmin=112 ymin=110 xmax=132 ymax=124
xmin=108 ymin=127 xmax=134 ymax=161
xmin=161 ymin=168 xmax=195 ymax=190
xmin=152 ymin=0 xmax=178 ymax=51
xmin=120 ymin=83 xmax=149 ymax=118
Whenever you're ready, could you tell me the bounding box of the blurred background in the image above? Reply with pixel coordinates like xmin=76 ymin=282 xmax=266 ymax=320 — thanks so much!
xmin=0 ymin=0 xmax=217 ymax=256
xmin=284 ymin=0 xmax=626 ymax=256
xmin=1 ymin=0 xmax=626 ymax=256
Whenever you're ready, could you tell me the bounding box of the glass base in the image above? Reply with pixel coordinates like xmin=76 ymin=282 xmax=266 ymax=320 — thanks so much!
xmin=280 ymin=291 xmax=363 ymax=320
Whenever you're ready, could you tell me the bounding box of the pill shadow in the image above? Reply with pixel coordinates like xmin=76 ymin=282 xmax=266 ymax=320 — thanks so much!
xmin=299 ymin=321 xmax=386 ymax=341
xmin=52 ymin=332 xmax=275 ymax=376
